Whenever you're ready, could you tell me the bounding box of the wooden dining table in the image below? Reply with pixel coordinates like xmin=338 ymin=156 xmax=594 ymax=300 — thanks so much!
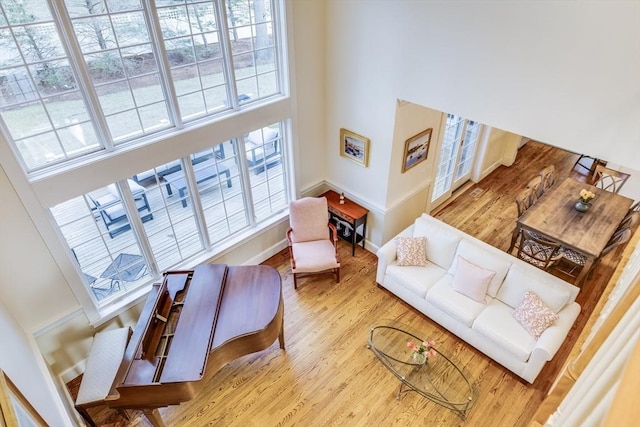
xmin=517 ymin=177 xmax=633 ymax=284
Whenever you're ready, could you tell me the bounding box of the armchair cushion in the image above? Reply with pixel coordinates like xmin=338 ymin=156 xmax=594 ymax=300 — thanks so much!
xmin=289 ymin=197 xmax=331 ymax=243
xmin=291 ymin=241 xmax=340 ymax=272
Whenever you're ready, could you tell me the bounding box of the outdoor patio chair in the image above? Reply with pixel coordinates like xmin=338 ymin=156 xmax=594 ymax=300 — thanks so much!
xmin=89 ymin=179 xmax=153 ymax=238
xmin=245 ymin=127 xmax=281 ymax=173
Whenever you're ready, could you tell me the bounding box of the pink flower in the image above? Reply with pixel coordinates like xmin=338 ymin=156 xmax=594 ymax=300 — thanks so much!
xmin=429 ymin=349 xmax=437 ymax=357
xmin=428 ymin=340 xmax=436 ymax=347
xmin=406 ymin=341 xmax=414 ymax=349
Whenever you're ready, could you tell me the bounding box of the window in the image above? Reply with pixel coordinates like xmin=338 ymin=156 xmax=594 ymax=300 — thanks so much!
xmin=0 ymin=0 xmax=100 ymax=170
xmin=2 ymin=0 xmax=291 ymax=311
xmin=65 ymin=0 xmax=172 ymax=142
xmin=50 ymin=121 xmax=289 ymax=305
xmin=0 ymin=0 xmax=284 ymax=173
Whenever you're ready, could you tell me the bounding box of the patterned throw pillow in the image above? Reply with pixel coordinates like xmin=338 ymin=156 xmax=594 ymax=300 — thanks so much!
xmin=513 ymin=290 xmax=559 ymax=339
xmin=395 ymin=237 xmax=428 ymax=266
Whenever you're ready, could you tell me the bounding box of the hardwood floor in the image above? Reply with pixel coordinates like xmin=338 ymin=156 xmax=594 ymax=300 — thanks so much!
xmin=67 ymin=141 xmax=630 ymax=427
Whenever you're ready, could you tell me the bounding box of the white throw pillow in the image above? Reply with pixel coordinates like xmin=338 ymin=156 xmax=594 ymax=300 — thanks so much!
xmin=451 ymin=255 xmax=496 ymax=303
xmin=395 ymin=237 xmax=428 ymax=266
xmin=513 ymin=290 xmax=559 ymax=339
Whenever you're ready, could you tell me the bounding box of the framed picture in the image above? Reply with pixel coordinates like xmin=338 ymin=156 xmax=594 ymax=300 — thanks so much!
xmin=340 ymin=128 xmax=369 ymax=167
xmin=402 ymin=128 xmax=432 ymax=172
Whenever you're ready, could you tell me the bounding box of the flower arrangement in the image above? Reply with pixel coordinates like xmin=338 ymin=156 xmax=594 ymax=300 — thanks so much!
xmin=407 ymin=340 xmax=437 ymax=358
xmin=579 ymin=189 xmax=596 ymax=204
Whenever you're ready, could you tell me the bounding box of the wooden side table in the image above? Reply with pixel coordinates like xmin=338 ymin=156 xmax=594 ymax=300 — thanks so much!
xmin=321 ymin=190 xmax=368 ymax=256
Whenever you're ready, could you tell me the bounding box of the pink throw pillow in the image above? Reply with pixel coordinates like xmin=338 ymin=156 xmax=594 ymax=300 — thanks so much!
xmin=395 ymin=237 xmax=428 ymax=266
xmin=451 ymin=255 xmax=496 ymax=303
xmin=513 ymin=290 xmax=559 ymax=339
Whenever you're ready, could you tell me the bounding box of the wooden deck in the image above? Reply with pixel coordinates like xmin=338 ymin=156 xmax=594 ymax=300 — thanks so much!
xmin=52 ymin=149 xmax=286 ymax=302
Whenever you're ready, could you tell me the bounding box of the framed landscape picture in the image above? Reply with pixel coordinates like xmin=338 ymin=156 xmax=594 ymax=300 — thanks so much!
xmin=402 ymin=128 xmax=432 ymax=172
xmin=340 ymin=128 xmax=369 ymax=167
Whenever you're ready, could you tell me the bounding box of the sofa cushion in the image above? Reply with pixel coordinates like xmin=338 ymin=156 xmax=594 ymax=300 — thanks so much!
xmin=513 ymin=291 xmax=559 ymax=339
xmin=451 ymin=255 xmax=495 ymax=303
xmin=448 ymin=240 xmax=512 ymax=298
xmin=413 ymin=217 xmax=462 ymax=270
xmin=497 ymin=265 xmax=570 ymax=313
xmin=472 ymin=300 xmax=536 ymax=362
xmin=426 ymin=276 xmax=490 ymax=327
xmin=386 ymin=262 xmax=447 ymax=298
xmin=395 ymin=237 xmax=428 ymax=266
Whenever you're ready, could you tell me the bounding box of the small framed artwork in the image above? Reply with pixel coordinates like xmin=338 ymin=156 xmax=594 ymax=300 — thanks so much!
xmin=340 ymin=128 xmax=369 ymax=167
xmin=402 ymin=128 xmax=432 ymax=172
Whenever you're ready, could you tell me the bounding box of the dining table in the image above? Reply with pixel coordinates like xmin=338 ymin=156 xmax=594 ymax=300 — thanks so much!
xmin=517 ymin=177 xmax=633 ymax=284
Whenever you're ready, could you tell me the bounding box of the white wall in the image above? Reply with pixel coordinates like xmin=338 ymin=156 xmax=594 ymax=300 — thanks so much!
xmin=289 ymin=0 xmax=326 ymax=194
xmin=323 ymin=0 xmax=640 ymax=224
xmin=0 ymin=305 xmax=74 ymax=426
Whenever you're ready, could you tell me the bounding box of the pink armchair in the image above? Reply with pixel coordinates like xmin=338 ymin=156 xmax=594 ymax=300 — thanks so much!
xmin=286 ymin=197 xmax=340 ymax=289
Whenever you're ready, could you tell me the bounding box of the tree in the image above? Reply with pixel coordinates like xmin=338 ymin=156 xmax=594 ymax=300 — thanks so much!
xmin=0 ymin=0 xmax=68 ymax=90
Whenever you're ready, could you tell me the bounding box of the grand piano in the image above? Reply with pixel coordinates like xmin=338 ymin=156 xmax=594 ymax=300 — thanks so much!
xmin=105 ymin=264 xmax=284 ymax=426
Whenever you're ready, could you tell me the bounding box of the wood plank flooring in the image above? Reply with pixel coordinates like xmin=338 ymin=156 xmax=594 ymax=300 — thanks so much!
xmin=67 ymin=141 xmax=631 ymax=427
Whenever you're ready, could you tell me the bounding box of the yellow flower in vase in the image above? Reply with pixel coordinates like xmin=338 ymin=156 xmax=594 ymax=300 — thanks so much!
xmin=579 ymin=189 xmax=596 ymax=204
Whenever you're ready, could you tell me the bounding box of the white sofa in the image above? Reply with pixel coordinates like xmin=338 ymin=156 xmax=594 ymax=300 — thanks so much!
xmin=376 ymin=213 xmax=581 ymax=383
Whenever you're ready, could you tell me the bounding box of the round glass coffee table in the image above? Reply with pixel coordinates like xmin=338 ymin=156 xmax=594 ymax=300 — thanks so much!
xmin=367 ymin=319 xmax=475 ymax=419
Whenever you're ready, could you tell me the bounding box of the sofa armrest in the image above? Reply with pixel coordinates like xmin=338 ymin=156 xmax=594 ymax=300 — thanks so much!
xmin=375 ymin=226 xmax=414 ymax=284
xmin=523 ymin=302 xmax=581 ymax=382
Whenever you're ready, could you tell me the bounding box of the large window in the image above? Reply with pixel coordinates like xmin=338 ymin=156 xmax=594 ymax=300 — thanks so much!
xmin=50 ymin=121 xmax=289 ymax=304
xmin=0 ymin=0 xmax=282 ymax=173
xmin=1 ymin=0 xmax=290 ymax=311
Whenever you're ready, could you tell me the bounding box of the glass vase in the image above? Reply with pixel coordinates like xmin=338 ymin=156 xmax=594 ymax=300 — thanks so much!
xmin=412 ymin=352 xmax=426 ymax=365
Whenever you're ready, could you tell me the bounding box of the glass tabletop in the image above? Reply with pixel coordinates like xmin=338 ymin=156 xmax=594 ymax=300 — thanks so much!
xmin=101 ymin=253 xmax=146 ymax=282
xmin=367 ymin=319 xmax=475 ymax=419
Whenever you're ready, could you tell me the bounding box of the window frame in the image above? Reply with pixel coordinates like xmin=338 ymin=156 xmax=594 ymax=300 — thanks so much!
xmin=0 ymin=0 xmax=293 ymax=324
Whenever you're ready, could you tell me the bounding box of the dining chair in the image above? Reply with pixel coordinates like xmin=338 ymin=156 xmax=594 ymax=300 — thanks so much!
xmin=508 ymin=188 xmax=535 ymax=252
xmin=526 ymin=175 xmax=545 ymax=202
xmin=516 ymin=229 xmax=563 ymax=271
xmin=286 ymin=196 xmax=340 ymax=289
xmin=514 ymin=188 xmax=535 ymax=217
xmin=558 ymin=228 xmax=632 ymax=281
xmin=618 ymin=212 xmax=639 ymax=232
xmin=539 ymin=165 xmax=555 ymax=191
xmin=572 ymin=154 xmax=605 ymax=176
xmin=591 ymin=164 xmax=630 ymax=194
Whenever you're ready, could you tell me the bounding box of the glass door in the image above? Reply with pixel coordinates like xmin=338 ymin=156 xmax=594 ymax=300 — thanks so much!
xmin=431 ymin=114 xmax=482 ymax=208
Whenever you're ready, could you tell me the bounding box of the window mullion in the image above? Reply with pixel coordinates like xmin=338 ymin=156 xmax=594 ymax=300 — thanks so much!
xmin=50 ymin=0 xmax=115 ymax=149
xmin=115 ymin=180 xmax=160 ymax=279
xmin=180 ymin=159 xmax=212 ymax=250
xmin=233 ymin=136 xmax=257 ymax=226
xmin=216 ymin=0 xmax=239 ymax=108
xmin=145 ymin=0 xmax=183 ymax=128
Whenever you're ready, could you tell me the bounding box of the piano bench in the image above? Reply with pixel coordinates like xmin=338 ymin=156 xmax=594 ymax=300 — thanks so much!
xmin=75 ymin=327 xmax=131 ymax=427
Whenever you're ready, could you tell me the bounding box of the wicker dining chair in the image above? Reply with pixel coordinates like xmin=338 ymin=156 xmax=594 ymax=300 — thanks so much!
xmin=516 ymin=229 xmax=563 ymax=271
